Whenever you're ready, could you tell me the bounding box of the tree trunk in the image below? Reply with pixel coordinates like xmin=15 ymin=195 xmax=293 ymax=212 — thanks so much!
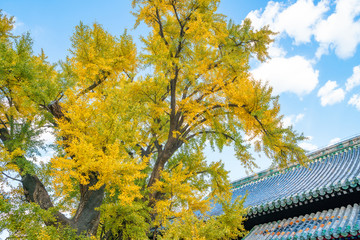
xmin=71 ymin=174 xmax=105 ymax=236
xmin=21 ymin=173 xmax=70 ymax=226
xmin=147 ymin=137 xmax=184 ymax=206
xmin=22 ymin=171 xmax=105 ymax=236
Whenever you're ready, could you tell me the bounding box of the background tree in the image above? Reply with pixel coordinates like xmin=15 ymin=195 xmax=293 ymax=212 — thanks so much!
xmin=0 ymin=0 xmax=307 ymax=239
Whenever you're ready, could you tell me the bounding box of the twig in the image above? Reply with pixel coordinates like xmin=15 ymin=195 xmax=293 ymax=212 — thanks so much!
xmin=1 ymin=172 xmax=22 ymax=182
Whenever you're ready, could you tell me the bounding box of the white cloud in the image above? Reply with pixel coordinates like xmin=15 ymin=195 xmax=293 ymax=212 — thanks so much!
xmin=251 ymin=56 xmax=319 ymax=96
xmin=0 ymin=231 xmax=9 ymax=240
xmin=345 ymin=65 xmax=360 ymax=91
xmin=247 ymin=0 xmax=329 ymax=44
xmin=282 ymin=113 xmax=305 ymax=128
xmin=34 ymin=151 xmax=55 ymax=164
xmin=329 ymin=137 xmax=341 ymax=145
xmin=275 ymin=0 xmax=329 ymax=44
xmin=0 ymin=181 xmax=13 ymax=193
xmin=299 ymin=135 xmax=317 ymax=152
xmin=317 ymin=80 xmax=345 ymax=106
xmin=348 ymin=94 xmax=360 ymax=110
xmin=267 ymin=43 xmax=287 ymax=58
xmin=315 ymin=0 xmax=360 ymax=59
xmin=282 ymin=117 xmax=292 ymax=128
xmin=34 ymin=129 xmax=56 ymax=164
xmin=247 ymin=1 xmax=281 ymax=31
xmin=299 ymin=142 xmax=318 ymax=151
xmin=39 ymin=129 xmax=56 ymax=145
xmin=247 ymin=0 xmax=360 ymax=59
xmin=306 ymin=135 xmax=314 ymax=141
xmin=295 ymin=113 xmax=305 ymax=122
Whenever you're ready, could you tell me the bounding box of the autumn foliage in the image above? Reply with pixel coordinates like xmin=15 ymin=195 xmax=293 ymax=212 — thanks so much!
xmin=0 ymin=1 xmax=307 ymax=239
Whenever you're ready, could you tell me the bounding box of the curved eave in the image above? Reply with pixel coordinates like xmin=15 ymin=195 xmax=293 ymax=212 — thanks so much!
xmin=214 ymin=145 xmax=360 ymax=219
xmin=247 ymin=176 xmax=360 ymax=217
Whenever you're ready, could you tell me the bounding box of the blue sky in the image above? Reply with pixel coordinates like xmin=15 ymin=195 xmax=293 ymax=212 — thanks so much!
xmin=2 ymin=0 xmax=360 ymax=182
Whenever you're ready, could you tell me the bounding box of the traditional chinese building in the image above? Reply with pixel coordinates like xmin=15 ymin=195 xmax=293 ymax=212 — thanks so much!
xmin=217 ymin=135 xmax=360 ymax=239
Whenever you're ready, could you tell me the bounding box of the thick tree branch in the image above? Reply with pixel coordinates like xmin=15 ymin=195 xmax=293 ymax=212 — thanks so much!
xmin=21 ymin=173 xmax=71 ymax=227
xmin=169 ymin=65 xmax=179 ymax=134
xmin=77 ymin=70 xmax=110 ymax=97
xmin=155 ymin=7 xmax=169 ymax=46
xmin=180 ymin=103 xmax=270 ymax=144
xmin=0 ymin=124 xmax=10 ymax=142
xmin=147 ymin=136 xmax=184 ymax=204
xmin=71 ymin=173 xmax=105 ymax=235
xmin=241 ymin=105 xmax=270 ymax=136
xmin=171 ymin=1 xmax=183 ymax=29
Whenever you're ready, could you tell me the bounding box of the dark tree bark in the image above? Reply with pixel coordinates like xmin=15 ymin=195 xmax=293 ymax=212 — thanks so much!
xmin=71 ymin=174 xmax=105 ymax=235
xmin=21 ymin=173 xmax=70 ymax=226
xmin=20 ymin=171 xmax=105 ymax=236
xmin=147 ymin=137 xmax=184 ymax=206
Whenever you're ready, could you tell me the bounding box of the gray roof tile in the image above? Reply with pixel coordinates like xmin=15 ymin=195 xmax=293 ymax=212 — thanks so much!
xmin=210 ymin=145 xmax=360 ymax=216
xmin=244 ymin=204 xmax=360 ymax=240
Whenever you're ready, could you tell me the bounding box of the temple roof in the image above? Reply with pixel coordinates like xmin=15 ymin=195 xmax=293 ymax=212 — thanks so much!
xmin=210 ymin=135 xmax=360 ymax=216
xmin=244 ymin=203 xmax=360 ymax=240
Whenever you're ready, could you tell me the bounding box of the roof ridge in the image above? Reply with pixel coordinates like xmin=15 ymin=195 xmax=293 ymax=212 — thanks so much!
xmin=231 ymin=135 xmax=360 ymax=189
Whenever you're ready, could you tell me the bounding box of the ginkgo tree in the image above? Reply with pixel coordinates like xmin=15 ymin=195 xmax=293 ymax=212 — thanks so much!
xmin=0 ymin=0 xmax=307 ymax=239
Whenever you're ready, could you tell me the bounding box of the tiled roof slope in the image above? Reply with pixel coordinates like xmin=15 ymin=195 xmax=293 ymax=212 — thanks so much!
xmin=244 ymin=203 xmax=360 ymax=240
xmin=210 ymin=136 xmax=360 ymax=216
xmin=232 ymin=135 xmax=360 ymax=188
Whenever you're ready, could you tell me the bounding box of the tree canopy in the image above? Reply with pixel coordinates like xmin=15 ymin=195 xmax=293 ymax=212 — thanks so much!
xmin=0 ymin=1 xmax=307 ymax=239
